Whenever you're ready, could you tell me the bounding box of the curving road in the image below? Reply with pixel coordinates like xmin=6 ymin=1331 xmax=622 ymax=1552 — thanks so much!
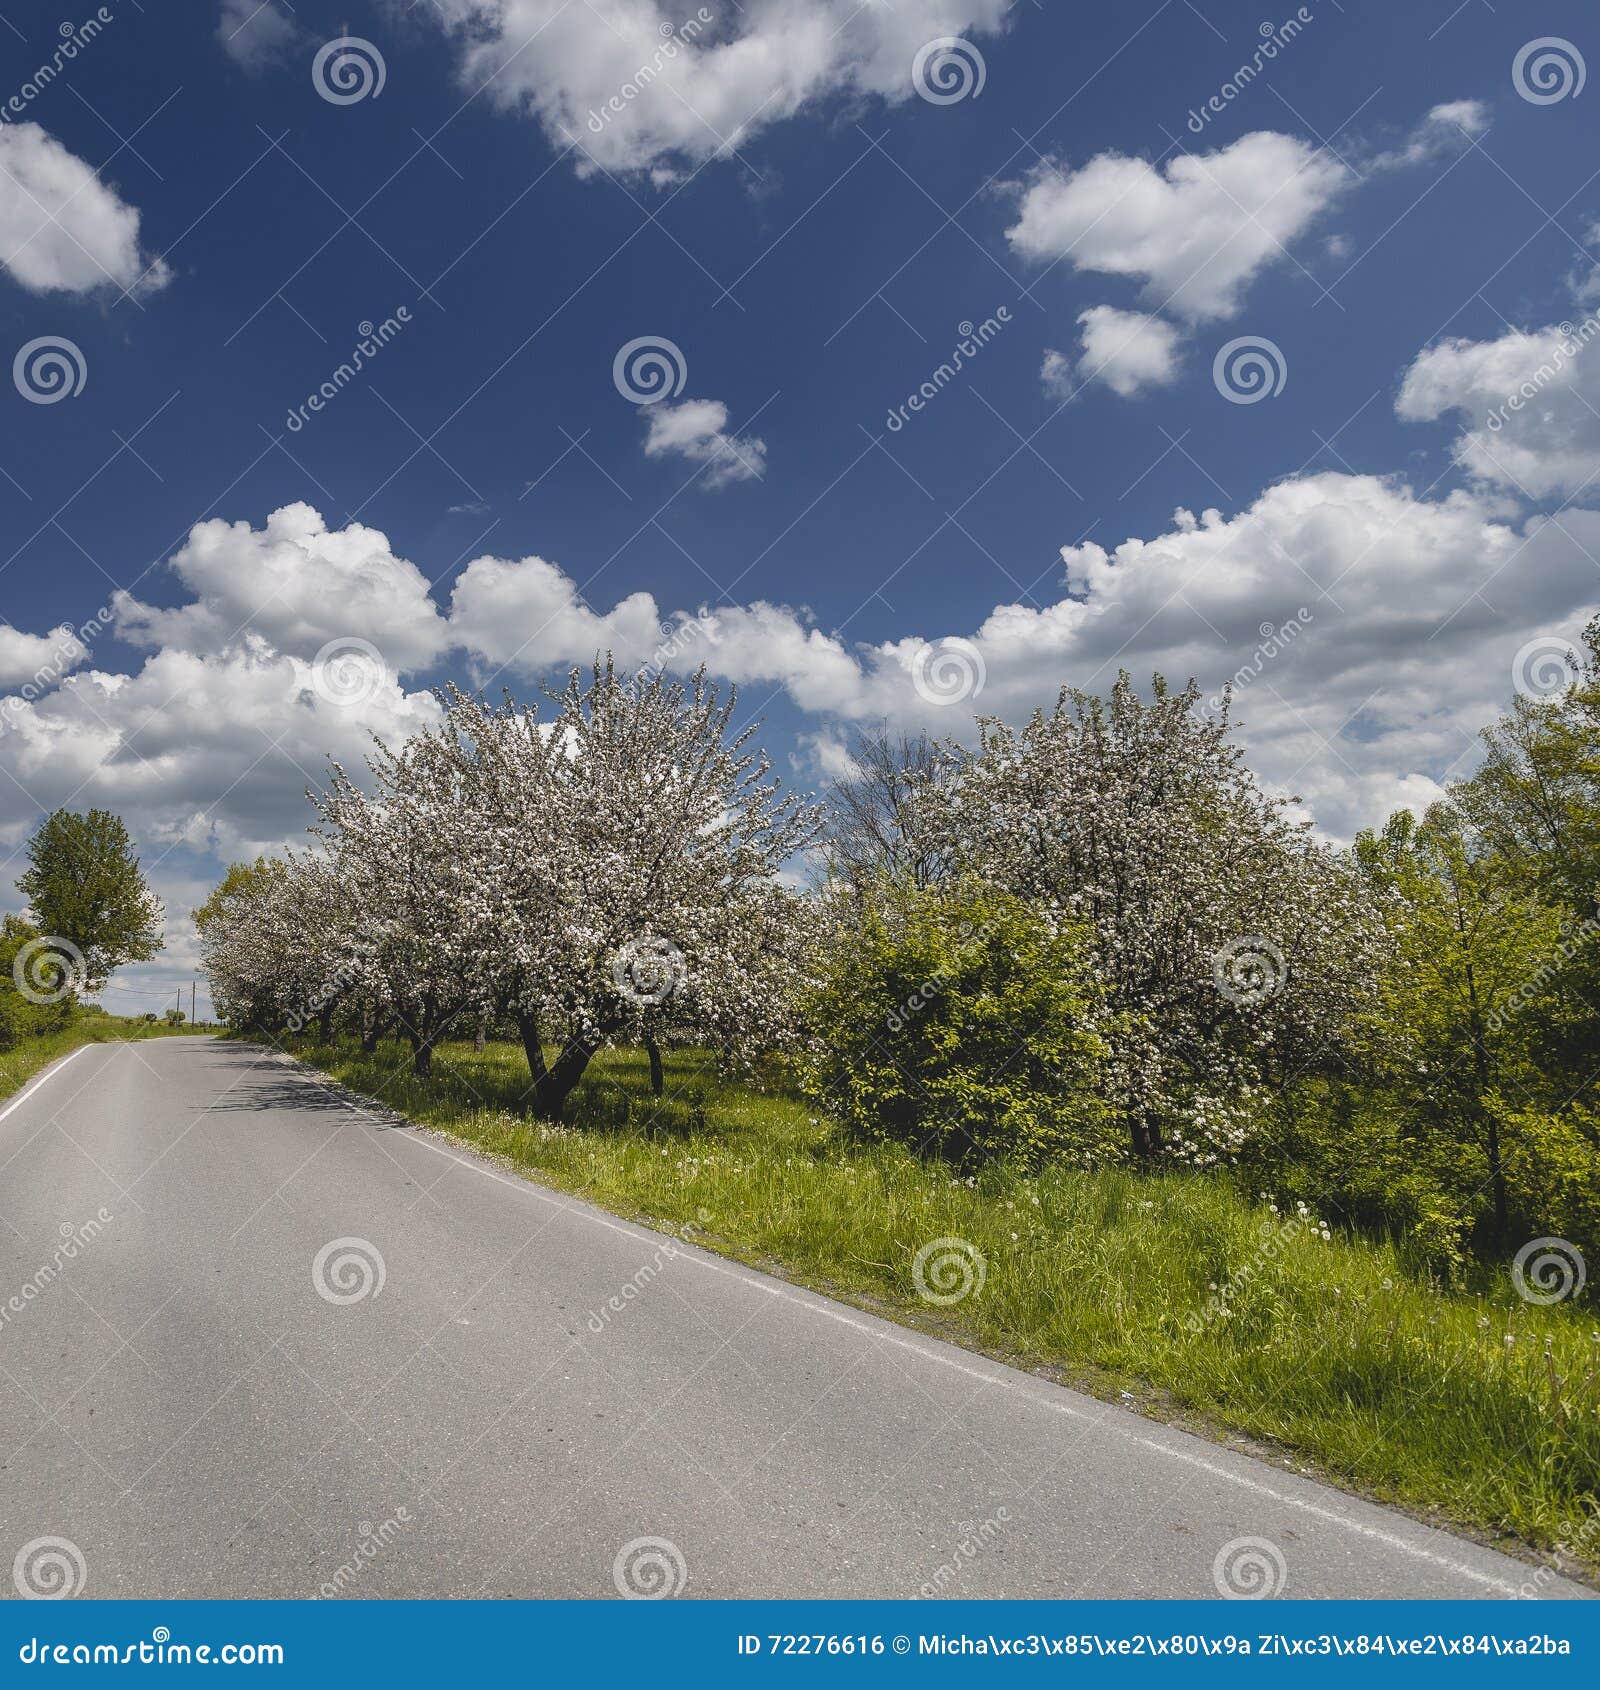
xmin=0 ymin=1037 xmax=1588 ymax=1601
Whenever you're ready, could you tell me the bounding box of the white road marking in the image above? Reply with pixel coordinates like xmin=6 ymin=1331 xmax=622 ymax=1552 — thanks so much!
xmin=276 ymin=1050 xmax=1527 ymax=1596
xmin=0 ymin=1044 xmax=91 ymax=1128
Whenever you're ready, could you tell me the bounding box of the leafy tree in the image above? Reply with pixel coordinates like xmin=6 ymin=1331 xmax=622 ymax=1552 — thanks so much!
xmin=800 ymin=879 xmax=1113 ymax=1166
xmin=300 ymin=665 xmax=819 ymax=1099
xmin=920 ymin=674 xmax=1381 ymax=1162
xmin=0 ymin=914 xmax=71 ymax=1048
xmin=1355 ymin=803 xmax=1565 ymax=1239
xmin=17 ymin=809 xmax=163 ymax=989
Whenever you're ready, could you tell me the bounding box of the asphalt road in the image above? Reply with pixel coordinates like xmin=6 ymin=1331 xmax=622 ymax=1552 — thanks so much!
xmin=0 ymin=1037 xmax=1588 ymax=1601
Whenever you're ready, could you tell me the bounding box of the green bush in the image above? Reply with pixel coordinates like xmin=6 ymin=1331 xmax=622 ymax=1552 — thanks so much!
xmin=800 ymin=880 xmax=1114 ymax=1166
xmin=1496 ymin=1099 xmax=1600 ymax=1267
xmin=0 ymin=916 xmax=72 ymax=1051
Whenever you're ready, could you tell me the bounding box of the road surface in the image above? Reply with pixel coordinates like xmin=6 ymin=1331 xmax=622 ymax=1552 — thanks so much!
xmin=0 ymin=1037 xmax=1587 ymax=1601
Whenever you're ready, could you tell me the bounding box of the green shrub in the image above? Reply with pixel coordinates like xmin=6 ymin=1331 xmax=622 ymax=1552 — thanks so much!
xmin=800 ymin=880 xmax=1114 ymax=1166
xmin=0 ymin=915 xmax=72 ymax=1051
xmin=1495 ymin=1099 xmax=1600 ymax=1266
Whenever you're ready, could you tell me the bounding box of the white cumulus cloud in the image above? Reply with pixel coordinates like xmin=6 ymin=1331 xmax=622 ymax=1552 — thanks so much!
xmin=1005 ymin=131 xmax=1346 ymax=322
xmin=115 ymin=503 xmax=450 ymax=671
xmin=1057 ymin=305 xmax=1183 ymax=398
xmin=642 ymin=397 xmax=767 ymax=487
xmin=425 ymin=0 xmax=1010 ymax=177
xmin=1397 ymin=319 xmax=1600 ymax=500
xmin=0 ymin=123 xmax=168 ymax=296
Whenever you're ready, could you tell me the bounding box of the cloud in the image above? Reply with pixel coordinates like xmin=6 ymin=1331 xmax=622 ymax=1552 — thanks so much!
xmin=215 ymin=0 xmax=302 ymax=72
xmin=0 ymin=123 xmax=168 ymax=296
xmin=424 ymin=0 xmax=1009 ymax=177
xmin=8 ymin=476 xmax=1597 ymax=870
xmin=1368 ymin=99 xmax=1488 ymax=170
xmin=445 ymin=552 xmax=665 ymax=673
xmin=1396 ymin=319 xmax=1600 ymax=499
xmin=641 ymin=397 xmax=767 ymax=487
xmin=0 ymin=639 xmax=440 ymax=859
xmin=1005 ymin=132 xmax=1346 ymax=322
xmin=1056 ymin=305 xmax=1183 ymax=399
xmin=115 ymin=503 xmax=449 ymax=671
xmin=0 ymin=623 xmax=88 ymax=691
xmin=831 ymin=474 xmax=1598 ymax=839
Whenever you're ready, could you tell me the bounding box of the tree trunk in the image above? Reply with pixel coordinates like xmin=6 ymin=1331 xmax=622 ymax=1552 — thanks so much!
xmin=531 ymin=1032 xmax=597 ymax=1120
xmin=317 ymin=1002 xmax=334 ymax=1042
xmin=1485 ymin=1108 xmax=1509 ymax=1239
xmin=1128 ymin=1114 xmax=1162 ymax=1159
xmin=645 ymin=1033 xmax=664 ymax=1098
xmin=473 ymin=1014 xmax=487 ymax=1054
xmin=515 ymin=1010 xmax=548 ymax=1086
xmin=359 ymin=1011 xmax=390 ymax=1055
xmin=404 ymin=1024 xmax=435 ymax=1077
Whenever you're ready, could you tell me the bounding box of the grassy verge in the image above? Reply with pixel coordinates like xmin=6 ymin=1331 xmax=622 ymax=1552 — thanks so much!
xmin=0 ymin=1015 xmax=208 ymax=1104
xmin=282 ymin=1033 xmax=1599 ymax=1579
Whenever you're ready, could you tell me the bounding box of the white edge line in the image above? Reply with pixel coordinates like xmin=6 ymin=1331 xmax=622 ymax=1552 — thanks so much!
xmin=0 ymin=1043 xmax=92 ymax=1128
xmin=272 ymin=1050 xmax=1530 ymax=1596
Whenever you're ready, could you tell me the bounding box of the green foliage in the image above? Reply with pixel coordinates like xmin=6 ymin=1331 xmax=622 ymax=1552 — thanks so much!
xmin=0 ymin=914 xmax=71 ymax=1050
xmin=1494 ymin=1099 xmax=1600 ymax=1267
xmin=17 ymin=808 xmax=164 ymax=988
xmin=799 ymin=880 xmax=1114 ymax=1166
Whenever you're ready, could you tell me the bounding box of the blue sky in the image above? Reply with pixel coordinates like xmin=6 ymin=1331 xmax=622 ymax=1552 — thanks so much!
xmin=2 ymin=0 xmax=1599 ymax=1015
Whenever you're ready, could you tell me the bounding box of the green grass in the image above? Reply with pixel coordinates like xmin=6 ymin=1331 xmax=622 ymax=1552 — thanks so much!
xmin=0 ymin=1014 xmax=209 ymax=1103
xmin=281 ymin=1033 xmax=1600 ymax=1580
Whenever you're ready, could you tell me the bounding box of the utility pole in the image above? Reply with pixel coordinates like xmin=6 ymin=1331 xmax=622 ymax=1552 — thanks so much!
xmin=191 ymin=981 xmax=197 ymax=1026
